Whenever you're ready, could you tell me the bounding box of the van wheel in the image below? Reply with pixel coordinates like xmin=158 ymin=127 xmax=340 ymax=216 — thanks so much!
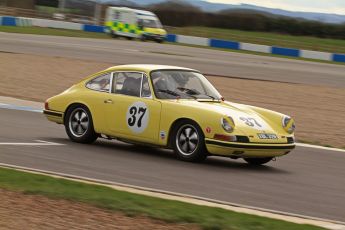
xmin=111 ymin=31 xmax=118 ymax=38
xmin=126 ymin=37 xmax=134 ymax=40
xmin=141 ymin=36 xmax=147 ymax=42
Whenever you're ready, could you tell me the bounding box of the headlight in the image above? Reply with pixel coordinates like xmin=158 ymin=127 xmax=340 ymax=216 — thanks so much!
xmin=221 ymin=117 xmax=235 ymax=133
xmin=282 ymin=116 xmax=295 ymax=134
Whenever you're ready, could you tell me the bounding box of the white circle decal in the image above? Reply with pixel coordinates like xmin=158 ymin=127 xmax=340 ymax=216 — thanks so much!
xmin=126 ymin=102 xmax=149 ymax=133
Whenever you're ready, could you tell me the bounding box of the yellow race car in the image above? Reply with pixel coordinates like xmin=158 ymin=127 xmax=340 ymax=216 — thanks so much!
xmin=44 ymin=65 xmax=295 ymax=165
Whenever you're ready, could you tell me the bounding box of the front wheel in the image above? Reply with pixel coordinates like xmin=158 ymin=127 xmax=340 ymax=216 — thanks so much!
xmin=244 ymin=157 xmax=273 ymax=165
xmin=172 ymin=121 xmax=207 ymax=162
xmin=64 ymin=105 xmax=98 ymax=144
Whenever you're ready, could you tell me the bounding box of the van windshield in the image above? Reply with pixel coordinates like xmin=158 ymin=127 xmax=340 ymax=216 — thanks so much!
xmin=140 ymin=18 xmax=162 ymax=28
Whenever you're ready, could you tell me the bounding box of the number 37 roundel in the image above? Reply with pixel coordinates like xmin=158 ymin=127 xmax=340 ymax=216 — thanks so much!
xmin=126 ymin=102 xmax=149 ymax=133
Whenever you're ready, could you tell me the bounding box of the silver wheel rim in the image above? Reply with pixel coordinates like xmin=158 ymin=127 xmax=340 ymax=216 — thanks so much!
xmin=176 ymin=124 xmax=199 ymax=156
xmin=69 ymin=108 xmax=89 ymax=137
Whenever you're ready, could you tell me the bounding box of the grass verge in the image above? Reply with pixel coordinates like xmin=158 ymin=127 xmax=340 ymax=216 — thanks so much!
xmin=168 ymin=26 xmax=345 ymax=54
xmin=0 ymin=167 xmax=324 ymax=230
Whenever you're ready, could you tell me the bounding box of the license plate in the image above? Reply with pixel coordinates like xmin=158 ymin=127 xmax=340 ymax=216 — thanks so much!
xmin=257 ymin=133 xmax=278 ymax=139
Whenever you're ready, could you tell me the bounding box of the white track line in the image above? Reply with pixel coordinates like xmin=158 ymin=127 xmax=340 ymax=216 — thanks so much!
xmin=0 ymin=163 xmax=344 ymax=230
xmin=296 ymin=143 xmax=345 ymax=153
xmin=0 ymin=140 xmax=64 ymax=146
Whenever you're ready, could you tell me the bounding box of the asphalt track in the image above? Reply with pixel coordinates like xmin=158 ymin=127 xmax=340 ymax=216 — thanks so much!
xmin=1 ymin=108 xmax=345 ymax=222
xmin=1 ymin=32 xmax=345 ymax=87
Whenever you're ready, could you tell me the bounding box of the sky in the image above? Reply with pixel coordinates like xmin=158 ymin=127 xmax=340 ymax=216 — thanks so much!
xmin=206 ymin=0 xmax=345 ymax=14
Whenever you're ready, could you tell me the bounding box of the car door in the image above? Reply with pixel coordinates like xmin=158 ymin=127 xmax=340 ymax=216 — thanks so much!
xmin=104 ymin=71 xmax=162 ymax=144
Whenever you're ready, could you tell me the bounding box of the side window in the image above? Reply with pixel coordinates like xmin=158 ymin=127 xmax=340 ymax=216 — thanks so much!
xmin=113 ymin=72 xmax=143 ymax=97
xmin=86 ymin=73 xmax=111 ymax=92
xmin=141 ymin=76 xmax=152 ymax=98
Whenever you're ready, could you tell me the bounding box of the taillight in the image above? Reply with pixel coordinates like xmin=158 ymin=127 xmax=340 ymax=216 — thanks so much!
xmin=44 ymin=101 xmax=49 ymax=110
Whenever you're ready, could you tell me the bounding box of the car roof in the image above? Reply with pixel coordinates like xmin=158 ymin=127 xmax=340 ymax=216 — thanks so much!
xmin=105 ymin=64 xmax=198 ymax=73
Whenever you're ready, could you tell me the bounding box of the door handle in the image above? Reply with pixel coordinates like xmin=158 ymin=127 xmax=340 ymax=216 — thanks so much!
xmin=104 ymin=99 xmax=113 ymax=104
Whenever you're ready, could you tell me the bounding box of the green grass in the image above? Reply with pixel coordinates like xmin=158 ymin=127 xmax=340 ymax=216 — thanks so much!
xmin=168 ymin=26 xmax=345 ymax=54
xmin=0 ymin=26 xmax=109 ymax=39
xmin=0 ymin=167 xmax=324 ymax=230
xmin=36 ymin=6 xmax=81 ymax=14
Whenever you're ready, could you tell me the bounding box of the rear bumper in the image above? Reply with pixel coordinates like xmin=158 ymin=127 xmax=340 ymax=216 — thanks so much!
xmin=205 ymin=138 xmax=295 ymax=158
xmin=43 ymin=109 xmax=64 ymax=124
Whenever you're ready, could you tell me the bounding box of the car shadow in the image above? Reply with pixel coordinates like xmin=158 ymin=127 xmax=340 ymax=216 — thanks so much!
xmin=45 ymin=137 xmax=290 ymax=174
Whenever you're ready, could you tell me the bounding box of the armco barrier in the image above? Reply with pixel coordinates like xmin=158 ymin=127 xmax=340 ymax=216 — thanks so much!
xmin=333 ymin=54 xmax=345 ymax=62
xmin=166 ymin=34 xmax=177 ymax=43
xmin=209 ymin=39 xmax=240 ymax=50
xmin=83 ymin=24 xmax=104 ymax=33
xmin=271 ymin=46 xmax=300 ymax=57
xmin=1 ymin=16 xmax=344 ymax=63
xmin=1 ymin=16 xmax=16 ymax=26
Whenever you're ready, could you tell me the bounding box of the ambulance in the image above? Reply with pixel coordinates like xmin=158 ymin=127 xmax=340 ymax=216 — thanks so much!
xmin=105 ymin=7 xmax=167 ymax=43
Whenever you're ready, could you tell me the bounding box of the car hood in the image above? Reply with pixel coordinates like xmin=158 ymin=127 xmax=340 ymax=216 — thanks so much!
xmin=179 ymin=100 xmax=281 ymax=135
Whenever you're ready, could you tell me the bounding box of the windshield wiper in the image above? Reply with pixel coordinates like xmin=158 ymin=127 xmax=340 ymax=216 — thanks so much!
xmin=177 ymin=87 xmax=216 ymax=100
xmin=202 ymin=94 xmax=217 ymax=100
xmin=158 ymin=89 xmax=181 ymax=97
xmin=177 ymin=87 xmax=199 ymax=95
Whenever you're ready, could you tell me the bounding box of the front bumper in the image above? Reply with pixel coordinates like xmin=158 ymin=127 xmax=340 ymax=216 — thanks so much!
xmin=43 ymin=109 xmax=64 ymax=124
xmin=142 ymin=33 xmax=165 ymax=41
xmin=205 ymin=138 xmax=295 ymax=158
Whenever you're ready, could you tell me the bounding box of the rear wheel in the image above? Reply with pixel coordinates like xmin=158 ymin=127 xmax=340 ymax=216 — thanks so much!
xmin=172 ymin=121 xmax=207 ymax=162
xmin=244 ymin=157 xmax=273 ymax=165
xmin=110 ymin=31 xmax=118 ymax=38
xmin=64 ymin=105 xmax=98 ymax=144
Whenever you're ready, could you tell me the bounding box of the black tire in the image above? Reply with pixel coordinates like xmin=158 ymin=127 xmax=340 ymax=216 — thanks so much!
xmin=171 ymin=120 xmax=207 ymax=162
xmin=111 ymin=31 xmax=118 ymax=38
xmin=140 ymin=35 xmax=146 ymax=42
xmin=64 ymin=104 xmax=98 ymax=144
xmin=156 ymin=39 xmax=163 ymax=43
xmin=244 ymin=157 xmax=273 ymax=165
xmin=126 ymin=37 xmax=134 ymax=40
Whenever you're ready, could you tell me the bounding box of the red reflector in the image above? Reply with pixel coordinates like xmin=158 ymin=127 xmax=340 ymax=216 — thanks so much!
xmin=44 ymin=101 xmax=49 ymax=110
xmin=214 ymin=134 xmax=237 ymax=142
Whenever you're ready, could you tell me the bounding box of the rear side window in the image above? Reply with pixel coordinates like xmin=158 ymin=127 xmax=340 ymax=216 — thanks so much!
xmin=112 ymin=72 xmax=143 ymax=97
xmin=86 ymin=73 xmax=111 ymax=92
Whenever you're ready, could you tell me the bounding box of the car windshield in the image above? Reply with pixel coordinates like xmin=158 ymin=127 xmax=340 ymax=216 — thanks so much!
xmin=151 ymin=70 xmax=222 ymax=100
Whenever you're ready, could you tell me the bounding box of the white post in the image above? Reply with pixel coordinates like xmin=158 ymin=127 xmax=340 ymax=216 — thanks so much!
xmin=59 ymin=0 xmax=66 ymax=12
xmin=94 ymin=2 xmax=102 ymax=25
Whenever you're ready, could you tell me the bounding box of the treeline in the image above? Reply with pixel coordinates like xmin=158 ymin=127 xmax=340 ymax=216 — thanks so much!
xmin=149 ymin=1 xmax=345 ymax=39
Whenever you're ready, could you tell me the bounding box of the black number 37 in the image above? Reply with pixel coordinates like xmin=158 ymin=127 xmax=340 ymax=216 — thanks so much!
xmin=128 ymin=106 xmax=147 ymax=128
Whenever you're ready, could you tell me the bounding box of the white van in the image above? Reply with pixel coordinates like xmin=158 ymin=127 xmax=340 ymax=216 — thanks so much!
xmin=105 ymin=7 xmax=167 ymax=43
